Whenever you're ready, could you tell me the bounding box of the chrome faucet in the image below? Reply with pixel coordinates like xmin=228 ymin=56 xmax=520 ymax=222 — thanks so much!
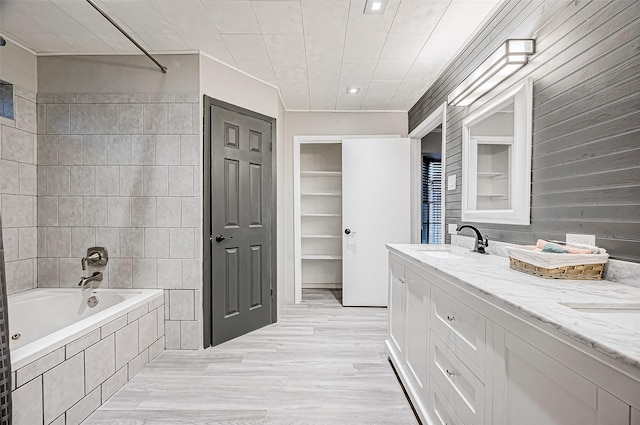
xmin=79 ymin=247 xmax=108 ymax=288
xmin=456 ymin=225 xmax=489 ymax=254
xmin=78 ymin=271 xmax=103 ymax=288
xmin=81 ymin=251 xmax=101 ymax=272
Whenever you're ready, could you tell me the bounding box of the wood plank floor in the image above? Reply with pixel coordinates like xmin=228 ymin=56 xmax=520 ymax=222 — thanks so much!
xmin=84 ymin=290 xmax=418 ymax=425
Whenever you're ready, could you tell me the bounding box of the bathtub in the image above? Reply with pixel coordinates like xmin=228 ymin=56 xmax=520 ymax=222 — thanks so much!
xmin=9 ymin=288 xmax=163 ymax=369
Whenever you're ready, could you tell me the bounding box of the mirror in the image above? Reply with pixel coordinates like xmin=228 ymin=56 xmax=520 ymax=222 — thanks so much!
xmin=461 ymin=78 xmax=532 ymax=225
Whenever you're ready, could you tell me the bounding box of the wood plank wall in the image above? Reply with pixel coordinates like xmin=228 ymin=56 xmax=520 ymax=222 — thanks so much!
xmin=408 ymin=0 xmax=640 ymax=262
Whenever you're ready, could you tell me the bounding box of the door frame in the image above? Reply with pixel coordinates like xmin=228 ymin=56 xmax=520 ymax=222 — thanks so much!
xmin=203 ymin=96 xmax=278 ymax=348
xmin=293 ymin=134 xmax=400 ymax=304
xmin=408 ymin=102 xmax=447 ymax=244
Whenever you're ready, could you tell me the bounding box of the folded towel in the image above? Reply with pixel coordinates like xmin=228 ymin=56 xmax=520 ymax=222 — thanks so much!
xmin=566 ymin=242 xmax=607 ymax=254
xmin=535 ymin=239 xmax=606 ymax=254
xmin=541 ymin=242 xmax=569 ymax=253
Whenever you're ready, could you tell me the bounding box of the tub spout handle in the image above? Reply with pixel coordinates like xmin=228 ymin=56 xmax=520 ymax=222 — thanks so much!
xmin=78 ymin=272 xmax=103 ymax=288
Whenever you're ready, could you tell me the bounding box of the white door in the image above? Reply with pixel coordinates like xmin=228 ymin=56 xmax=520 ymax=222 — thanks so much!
xmin=342 ymin=138 xmax=411 ymax=306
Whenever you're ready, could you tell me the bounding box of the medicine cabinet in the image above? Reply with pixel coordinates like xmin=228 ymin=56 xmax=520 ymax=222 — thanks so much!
xmin=461 ymin=78 xmax=533 ymax=225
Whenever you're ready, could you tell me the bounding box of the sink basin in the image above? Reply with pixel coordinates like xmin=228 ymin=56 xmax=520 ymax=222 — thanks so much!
xmin=419 ymin=251 xmax=464 ymax=260
xmin=561 ymin=303 xmax=640 ymax=334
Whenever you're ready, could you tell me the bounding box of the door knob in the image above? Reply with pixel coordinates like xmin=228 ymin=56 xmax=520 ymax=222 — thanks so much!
xmin=344 ymin=228 xmax=356 ymax=235
xmin=214 ymin=235 xmax=233 ymax=243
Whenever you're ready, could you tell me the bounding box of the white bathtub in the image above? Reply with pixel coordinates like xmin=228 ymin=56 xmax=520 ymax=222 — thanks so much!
xmin=8 ymin=288 xmax=164 ymax=369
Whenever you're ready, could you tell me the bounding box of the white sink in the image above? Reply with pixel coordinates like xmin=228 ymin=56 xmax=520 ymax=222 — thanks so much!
xmin=418 ymin=250 xmax=464 ymax=260
xmin=561 ymin=303 xmax=640 ymax=334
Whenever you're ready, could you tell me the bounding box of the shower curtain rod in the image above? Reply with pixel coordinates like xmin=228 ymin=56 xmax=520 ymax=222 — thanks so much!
xmin=85 ymin=0 xmax=168 ymax=73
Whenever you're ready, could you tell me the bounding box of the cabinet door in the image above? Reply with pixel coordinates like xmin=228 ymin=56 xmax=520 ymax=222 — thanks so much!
xmin=632 ymin=408 xmax=640 ymax=425
xmin=388 ymin=258 xmax=405 ymax=359
xmin=492 ymin=326 xmax=630 ymax=425
xmin=404 ymin=267 xmax=429 ymax=402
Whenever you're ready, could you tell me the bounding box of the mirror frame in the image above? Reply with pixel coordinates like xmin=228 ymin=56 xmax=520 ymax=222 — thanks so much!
xmin=461 ymin=77 xmax=533 ymax=225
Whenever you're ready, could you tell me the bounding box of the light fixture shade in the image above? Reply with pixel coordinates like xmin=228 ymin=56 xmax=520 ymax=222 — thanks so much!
xmin=448 ymin=39 xmax=535 ymax=106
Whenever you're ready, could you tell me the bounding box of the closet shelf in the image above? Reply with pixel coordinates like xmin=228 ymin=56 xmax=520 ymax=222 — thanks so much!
xmin=301 ymin=235 xmax=341 ymax=239
xmin=301 ymin=192 xmax=342 ymax=196
xmin=478 ymin=193 xmax=508 ymax=198
xmin=301 ymin=255 xmax=343 ymax=260
xmin=477 ymin=171 xmax=504 ymax=178
xmin=301 ymin=171 xmax=342 ymax=177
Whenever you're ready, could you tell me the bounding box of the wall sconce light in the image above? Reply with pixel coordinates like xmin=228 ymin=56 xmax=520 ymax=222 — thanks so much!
xmin=448 ymin=39 xmax=535 ymax=107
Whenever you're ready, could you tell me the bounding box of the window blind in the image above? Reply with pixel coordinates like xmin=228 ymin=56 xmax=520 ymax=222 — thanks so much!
xmin=422 ymin=158 xmax=442 ymax=244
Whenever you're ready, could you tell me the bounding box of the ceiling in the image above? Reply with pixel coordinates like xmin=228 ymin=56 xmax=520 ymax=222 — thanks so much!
xmin=0 ymin=0 xmax=500 ymax=111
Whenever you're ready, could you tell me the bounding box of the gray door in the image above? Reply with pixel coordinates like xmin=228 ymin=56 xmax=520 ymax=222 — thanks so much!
xmin=210 ymin=104 xmax=273 ymax=346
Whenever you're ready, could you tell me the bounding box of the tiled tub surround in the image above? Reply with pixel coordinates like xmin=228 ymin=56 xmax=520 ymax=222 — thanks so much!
xmin=36 ymin=92 xmax=202 ymax=350
xmin=387 ymin=244 xmax=640 ymax=370
xmin=0 ymin=84 xmax=38 ymax=295
xmin=10 ymin=288 xmax=164 ymax=425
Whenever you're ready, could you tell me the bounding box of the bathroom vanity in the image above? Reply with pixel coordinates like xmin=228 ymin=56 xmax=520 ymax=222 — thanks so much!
xmin=386 ymin=244 xmax=640 ymax=425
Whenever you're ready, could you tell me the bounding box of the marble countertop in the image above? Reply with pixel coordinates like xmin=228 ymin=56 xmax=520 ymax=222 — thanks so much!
xmin=387 ymin=244 xmax=640 ymax=371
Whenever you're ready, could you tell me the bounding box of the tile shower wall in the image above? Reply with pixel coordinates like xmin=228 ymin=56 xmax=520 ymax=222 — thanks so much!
xmin=36 ymin=92 xmax=202 ymax=349
xmin=0 ymin=85 xmax=38 ymax=295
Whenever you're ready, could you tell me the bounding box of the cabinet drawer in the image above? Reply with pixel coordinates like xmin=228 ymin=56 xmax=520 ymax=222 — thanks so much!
xmin=431 ymin=285 xmax=486 ymax=371
xmin=429 ymin=378 xmax=467 ymax=425
xmin=430 ymin=331 xmax=485 ymax=425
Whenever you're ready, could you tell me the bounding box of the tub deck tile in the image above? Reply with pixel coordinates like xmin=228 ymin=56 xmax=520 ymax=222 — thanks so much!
xmin=66 ymin=387 xmax=100 ymax=425
xmin=138 ymin=309 xmax=158 ymax=353
xmin=66 ymin=329 xmax=100 ymax=359
xmin=101 ymin=366 xmax=127 ymax=404
xmin=43 ymin=352 xmax=85 ymax=424
xmin=100 ymin=315 xmax=127 ymax=340
xmin=115 ymin=321 xmax=138 ymax=370
xmin=128 ymin=349 xmax=148 ymax=380
xmin=84 ymin=334 xmax=115 ymax=393
xmin=16 ymin=346 xmax=64 ymax=387
xmin=12 ymin=375 xmax=42 ymax=425
xmin=127 ymin=303 xmax=149 ymax=324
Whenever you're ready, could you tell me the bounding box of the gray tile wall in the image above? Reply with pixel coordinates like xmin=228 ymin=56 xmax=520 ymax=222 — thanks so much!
xmin=0 ymin=85 xmax=38 ymax=295
xmin=11 ymin=296 xmax=164 ymax=425
xmin=36 ymin=92 xmax=202 ymax=349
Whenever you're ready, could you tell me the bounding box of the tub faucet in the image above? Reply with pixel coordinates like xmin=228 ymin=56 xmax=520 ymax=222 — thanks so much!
xmin=82 ymin=251 xmax=101 ymax=272
xmin=456 ymin=225 xmax=489 ymax=254
xmin=78 ymin=271 xmax=103 ymax=288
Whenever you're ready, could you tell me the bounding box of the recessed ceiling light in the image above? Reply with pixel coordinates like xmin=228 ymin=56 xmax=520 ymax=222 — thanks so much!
xmin=364 ymin=0 xmax=387 ymax=14
xmin=346 ymin=87 xmax=360 ymax=95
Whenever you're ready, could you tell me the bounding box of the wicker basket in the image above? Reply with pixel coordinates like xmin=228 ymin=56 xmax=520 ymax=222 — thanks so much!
xmin=506 ymin=246 xmax=608 ymax=280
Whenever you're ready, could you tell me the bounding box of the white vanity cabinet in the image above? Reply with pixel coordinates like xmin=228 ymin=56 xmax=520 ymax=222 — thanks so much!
xmin=387 ymin=256 xmax=430 ymax=417
xmin=388 ymin=258 xmax=406 ymax=359
xmin=492 ymin=327 xmax=632 ymax=425
xmin=386 ymin=249 xmax=640 ymax=425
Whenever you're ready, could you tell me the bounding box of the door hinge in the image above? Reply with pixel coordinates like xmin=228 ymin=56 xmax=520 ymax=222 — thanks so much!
xmin=270 ymin=142 xmax=272 ymax=151
xmin=270 ymin=288 xmax=273 ymax=296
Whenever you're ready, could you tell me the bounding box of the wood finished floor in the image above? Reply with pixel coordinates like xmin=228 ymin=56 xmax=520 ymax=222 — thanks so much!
xmin=84 ymin=290 xmax=418 ymax=425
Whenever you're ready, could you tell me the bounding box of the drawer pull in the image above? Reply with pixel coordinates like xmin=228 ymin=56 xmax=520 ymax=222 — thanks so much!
xmin=446 ymin=315 xmax=456 ymax=322
xmin=399 ymin=278 xmax=406 ymax=284
xmin=446 ymin=369 xmax=456 ymax=377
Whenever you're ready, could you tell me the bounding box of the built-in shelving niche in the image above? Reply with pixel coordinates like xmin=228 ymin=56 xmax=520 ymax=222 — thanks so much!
xmin=299 ymin=143 xmax=343 ymax=290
